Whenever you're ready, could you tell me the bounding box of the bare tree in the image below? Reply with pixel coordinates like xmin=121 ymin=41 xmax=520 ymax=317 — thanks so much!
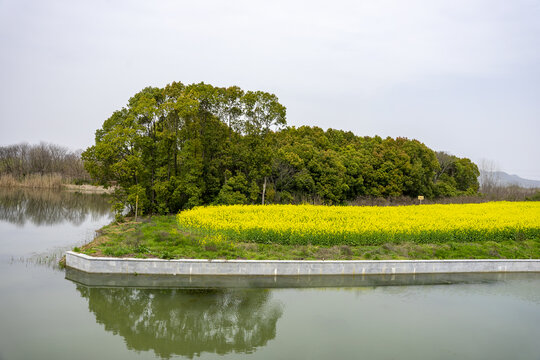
xmin=0 ymin=142 xmax=90 ymax=181
xmin=478 ymin=159 xmax=500 ymax=194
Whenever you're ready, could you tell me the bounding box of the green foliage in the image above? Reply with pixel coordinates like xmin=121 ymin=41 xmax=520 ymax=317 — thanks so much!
xmin=111 ymin=196 xmax=126 ymax=222
xmin=526 ymin=191 xmax=540 ymax=201
xmin=434 ymin=151 xmax=480 ymax=197
xmin=127 ymin=184 xmax=147 ymax=216
xmin=83 ymin=82 xmax=481 ymax=214
xmin=215 ymin=171 xmax=249 ymax=205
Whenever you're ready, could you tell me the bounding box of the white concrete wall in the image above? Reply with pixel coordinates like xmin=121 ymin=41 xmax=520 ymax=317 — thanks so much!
xmin=65 ymin=251 xmax=540 ymax=276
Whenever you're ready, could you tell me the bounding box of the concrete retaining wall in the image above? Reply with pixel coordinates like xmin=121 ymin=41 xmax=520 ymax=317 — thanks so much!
xmin=65 ymin=251 xmax=540 ymax=276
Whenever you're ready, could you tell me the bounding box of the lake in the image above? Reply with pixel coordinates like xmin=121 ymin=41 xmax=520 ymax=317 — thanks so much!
xmin=0 ymin=188 xmax=539 ymax=360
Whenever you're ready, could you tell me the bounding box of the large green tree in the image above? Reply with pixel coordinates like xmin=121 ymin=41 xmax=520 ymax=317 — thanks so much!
xmin=83 ymin=82 xmax=288 ymax=215
xmin=83 ymin=82 xmax=480 ymax=216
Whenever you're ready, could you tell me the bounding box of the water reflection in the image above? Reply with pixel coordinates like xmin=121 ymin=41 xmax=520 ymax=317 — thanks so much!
xmin=66 ymin=268 xmax=538 ymax=289
xmin=0 ymin=188 xmax=111 ymax=226
xmin=75 ymin=285 xmax=283 ymax=359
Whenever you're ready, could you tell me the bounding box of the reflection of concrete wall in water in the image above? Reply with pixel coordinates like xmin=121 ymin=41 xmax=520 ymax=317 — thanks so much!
xmin=67 ymin=268 xmax=539 ymax=290
xmin=76 ymin=286 xmax=283 ymax=359
xmin=0 ymin=188 xmax=111 ymax=226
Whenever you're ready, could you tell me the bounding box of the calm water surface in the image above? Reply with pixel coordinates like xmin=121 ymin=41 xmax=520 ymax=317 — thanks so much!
xmin=0 ymin=188 xmax=539 ymax=360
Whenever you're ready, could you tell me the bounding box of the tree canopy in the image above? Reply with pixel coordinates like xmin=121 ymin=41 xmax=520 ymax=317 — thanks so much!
xmin=82 ymin=82 xmax=479 ymax=215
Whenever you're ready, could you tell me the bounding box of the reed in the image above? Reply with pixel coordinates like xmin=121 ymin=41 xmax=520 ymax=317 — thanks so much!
xmin=0 ymin=174 xmax=18 ymax=187
xmin=0 ymin=173 xmax=65 ymax=189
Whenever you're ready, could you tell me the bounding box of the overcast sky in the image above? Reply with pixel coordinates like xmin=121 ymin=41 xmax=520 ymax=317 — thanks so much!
xmin=1 ymin=0 xmax=539 ymax=179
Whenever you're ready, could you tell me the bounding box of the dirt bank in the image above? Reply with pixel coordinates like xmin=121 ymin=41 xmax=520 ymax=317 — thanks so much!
xmin=63 ymin=184 xmax=115 ymax=194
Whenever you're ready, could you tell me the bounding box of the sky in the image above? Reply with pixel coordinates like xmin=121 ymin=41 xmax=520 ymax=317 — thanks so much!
xmin=1 ymin=0 xmax=539 ymax=179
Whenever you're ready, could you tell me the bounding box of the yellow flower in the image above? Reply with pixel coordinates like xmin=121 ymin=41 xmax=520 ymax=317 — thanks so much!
xmin=177 ymin=202 xmax=540 ymax=245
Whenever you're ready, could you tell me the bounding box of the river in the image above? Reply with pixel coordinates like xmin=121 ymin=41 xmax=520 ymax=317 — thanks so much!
xmin=0 ymin=188 xmax=539 ymax=360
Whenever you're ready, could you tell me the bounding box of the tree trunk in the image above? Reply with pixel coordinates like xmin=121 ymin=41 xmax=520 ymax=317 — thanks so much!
xmin=135 ymin=194 xmax=139 ymax=222
xmin=261 ymin=176 xmax=267 ymax=205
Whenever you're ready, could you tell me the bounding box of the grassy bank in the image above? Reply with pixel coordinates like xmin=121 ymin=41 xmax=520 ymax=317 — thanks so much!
xmin=77 ymin=214 xmax=540 ymax=260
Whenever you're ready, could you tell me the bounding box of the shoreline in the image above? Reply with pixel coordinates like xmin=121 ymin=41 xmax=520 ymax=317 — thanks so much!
xmin=62 ymin=184 xmax=114 ymax=194
xmin=0 ymin=183 xmax=114 ymax=194
xmin=0 ymin=174 xmax=114 ymax=194
xmin=65 ymin=251 xmax=540 ymax=276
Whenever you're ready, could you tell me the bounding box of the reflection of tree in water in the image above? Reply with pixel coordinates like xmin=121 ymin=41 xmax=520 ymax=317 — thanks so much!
xmin=76 ymin=286 xmax=283 ymax=359
xmin=0 ymin=188 xmax=111 ymax=226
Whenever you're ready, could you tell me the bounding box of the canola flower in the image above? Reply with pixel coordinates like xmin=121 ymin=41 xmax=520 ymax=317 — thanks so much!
xmin=177 ymin=202 xmax=540 ymax=245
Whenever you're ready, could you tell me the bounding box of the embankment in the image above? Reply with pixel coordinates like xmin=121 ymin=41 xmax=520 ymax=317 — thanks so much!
xmin=65 ymin=251 xmax=540 ymax=276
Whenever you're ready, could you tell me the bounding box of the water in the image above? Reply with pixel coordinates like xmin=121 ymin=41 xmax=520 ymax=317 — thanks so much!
xmin=0 ymin=189 xmax=539 ymax=360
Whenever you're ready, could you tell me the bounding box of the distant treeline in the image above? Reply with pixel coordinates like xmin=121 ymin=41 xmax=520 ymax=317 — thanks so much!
xmin=83 ymin=82 xmax=480 ymax=215
xmin=0 ymin=142 xmax=90 ymax=182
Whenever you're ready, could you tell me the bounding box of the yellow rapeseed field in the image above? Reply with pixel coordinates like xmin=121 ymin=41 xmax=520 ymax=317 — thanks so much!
xmin=177 ymin=202 xmax=540 ymax=245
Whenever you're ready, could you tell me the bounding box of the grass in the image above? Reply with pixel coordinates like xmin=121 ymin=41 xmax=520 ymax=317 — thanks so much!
xmin=77 ymin=215 xmax=540 ymax=260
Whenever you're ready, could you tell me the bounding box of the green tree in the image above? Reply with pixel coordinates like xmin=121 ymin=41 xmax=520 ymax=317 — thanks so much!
xmin=83 ymin=81 xmax=480 ymax=214
xmin=433 ymin=152 xmax=480 ymax=196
